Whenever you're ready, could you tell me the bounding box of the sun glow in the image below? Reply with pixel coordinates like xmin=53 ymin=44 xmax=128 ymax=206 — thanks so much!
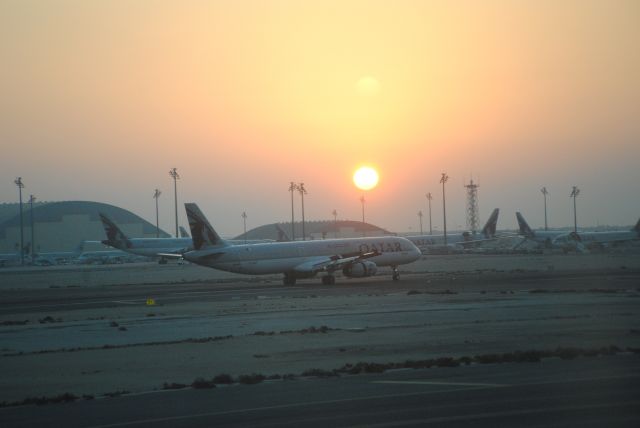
xmin=356 ymin=76 xmax=380 ymax=97
xmin=353 ymin=166 xmax=379 ymax=191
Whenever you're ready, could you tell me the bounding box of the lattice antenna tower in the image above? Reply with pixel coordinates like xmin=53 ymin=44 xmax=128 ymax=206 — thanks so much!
xmin=464 ymin=178 xmax=479 ymax=234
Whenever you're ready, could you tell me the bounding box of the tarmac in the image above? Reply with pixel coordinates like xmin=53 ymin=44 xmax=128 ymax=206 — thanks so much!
xmin=0 ymin=252 xmax=639 ymax=404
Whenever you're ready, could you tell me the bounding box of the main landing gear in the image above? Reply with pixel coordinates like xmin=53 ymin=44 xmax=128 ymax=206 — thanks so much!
xmin=283 ymin=272 xmax=297 ymax=286
xmin=321 ymin=275 xmax=336 ymax=285
xmin=392 ymin=266 xmax=400 ymax=281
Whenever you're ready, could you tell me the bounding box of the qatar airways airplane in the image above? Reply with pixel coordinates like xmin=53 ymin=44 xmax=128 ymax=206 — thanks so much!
xmin=178 ymin=203 xmax=422 ymax=285
xmin=515 ymin=212 xmax=566 ymax=248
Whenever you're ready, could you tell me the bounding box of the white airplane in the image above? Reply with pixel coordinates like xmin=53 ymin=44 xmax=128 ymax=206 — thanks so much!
xmin=76 ymin=249 xmax=146 ymax=265
xmin=179 ymin=203 xmax=421 ymax=285
xmin=100 ymin=214 xmax=193 ymax=261
xmin=406 ymin=208 xmax=500 ymax=253
xmin=515 ymin=212 xmax=567 ymax=248
xmin=100 ymin=213 xmax=276 ymax=263
xmin=551 ymin=218 xmax=640 ymax=251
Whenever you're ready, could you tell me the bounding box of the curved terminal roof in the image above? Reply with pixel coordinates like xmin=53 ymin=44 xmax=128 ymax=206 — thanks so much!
xmin=0 ymin=201 xmax=170 ymax=239
xmin=235 ymin=220 xmax=393 ymax=241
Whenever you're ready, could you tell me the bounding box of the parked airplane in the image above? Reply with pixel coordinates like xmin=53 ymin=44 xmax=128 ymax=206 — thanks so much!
xmin=179 ymin=226 xmax=190 ymax=238
xmin=406 ymin=208 xmax=500 ymax=253
xmin=515 ymin=212 xmax=566 ymax=248
xmin=76 ymin=249 xmax=146 ymax=264
xmin=551 ymin=218 xmax=640 ymax=251
xmin=1 ymin=242 xmax=88 ymax=267
xmin=179 ymin=203 xmax=421 ymax=285
xmin=100 ymin=214 xmax=193 ymax=261
xmin=0 ymin=251 xmax=22 ymax=267
xmin=100 ymin=214 xmax=275 ymax=263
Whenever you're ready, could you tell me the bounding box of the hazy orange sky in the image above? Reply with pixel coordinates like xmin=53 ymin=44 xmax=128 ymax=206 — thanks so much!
xmin=1 ymin=0 xmax=639 ymax=236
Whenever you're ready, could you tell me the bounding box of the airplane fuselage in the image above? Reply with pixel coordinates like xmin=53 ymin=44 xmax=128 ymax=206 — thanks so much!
xmin=553 ymin=230 xmax=639 ymax=247
xmin=184 ymin=236 xmax=420 ymax=275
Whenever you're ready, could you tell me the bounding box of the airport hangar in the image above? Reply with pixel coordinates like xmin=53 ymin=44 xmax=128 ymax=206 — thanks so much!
xmin=0 ymin=200 xmax=394 ymax=253
xmin=0 ymin=201 xmax=171 ymax=254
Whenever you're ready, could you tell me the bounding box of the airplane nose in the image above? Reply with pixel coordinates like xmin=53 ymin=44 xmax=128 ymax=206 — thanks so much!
xmin=409 ymin=244 xmax=422 ymax=261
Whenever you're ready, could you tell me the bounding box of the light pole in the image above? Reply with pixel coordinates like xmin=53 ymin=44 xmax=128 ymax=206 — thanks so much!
xmin=418 ymin=210 xmax=423 ymax=235
xmin=241 ymin=211 xmax=247 ymax=244
xmin=169 ymin=168 xmax=180 ymax=237
xmin=288 ymin=182 xmax=297 ymax=241
xmin=29 ymin=195 xmax=36 ymax=261
xmin=570 ymin=186 xmax=580 ymax=233
xmin=332 ymin=209 xmax=338 ymax=238
xmin=153 ymin=189 xmax=161 ymax=238
xmin=14 ymin=177 xmax=24 ymax=265
xmin=360 ymin=195 xmax=366 ymax=236
xmin=541 ymin=187 xmax=549 ymax=231
xmin=426 ymin=192 xmax=433 ymax=234
xmin=298 ymin=182 xmax=307 ymax=240
xmin=440 ymin=173 xmax=449 ymax=246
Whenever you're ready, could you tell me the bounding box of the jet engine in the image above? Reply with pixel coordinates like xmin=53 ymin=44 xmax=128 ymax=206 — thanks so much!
xmin=343 ymin=261 xmax=377 ymax=278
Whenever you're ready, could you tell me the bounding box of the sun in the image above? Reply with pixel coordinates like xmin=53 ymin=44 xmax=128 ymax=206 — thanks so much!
xmin=353 ymin=166 xmax=379 ymax=191
xmin=356 ymin=76 xmax=380 ymax=97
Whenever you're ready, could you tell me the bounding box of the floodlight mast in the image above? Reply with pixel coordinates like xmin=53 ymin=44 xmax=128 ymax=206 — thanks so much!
xmin=29 ymin=195 xmax=36 ymax=261
xmin=332 ymin=209 xmax=338 ymax=238
xmin=426 ymin=192 xmax=433 ymax=235
xmin=360 ymin=195 xmax=366 ymax=237
xmin=288 ymin=182 xmax=297 ymax=241
xmin=541 ymin=187 xmax=549 ymax=231
xmin=298 ymin=183 xmax=307 ymax=240
xmin=241 ymin=211 xmax=247 ymax=244
xmin=14 ymin=177 xmax=25 ymax=265
xmin=464 ymin=179 xmax=479 ymax=235
xmin=440 ymin=173 xmax=449 ymax=246
xmin=169 ymin=168 xmax=180 ymax=238
xmin=418 ymin=210 xmax=423 ymax=235
xmin=570 ymin=186 xmax=580 ymax=233
xmin=153 ymin=189 xmax=162 ymax=238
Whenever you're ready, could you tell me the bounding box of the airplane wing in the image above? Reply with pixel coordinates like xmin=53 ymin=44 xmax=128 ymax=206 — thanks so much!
xmin=293 ymin=251 xmax=380 ymax=274
xmin=158 ymin=251 xmax=225 ymax=262
xmin=156 ymin=253 xmax=184 ymax=260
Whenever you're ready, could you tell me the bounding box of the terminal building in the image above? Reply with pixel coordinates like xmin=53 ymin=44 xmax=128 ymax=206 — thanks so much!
xmin=0 ymin=201 xmax=170 ymax=254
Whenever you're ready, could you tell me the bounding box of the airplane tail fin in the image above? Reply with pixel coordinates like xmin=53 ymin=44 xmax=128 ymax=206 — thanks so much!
xmin=633 ymin=218 xmax=640 ymax=236
xmin=481 ymin=208 xmax=499 ymax=238
xmin=275 ymin=224 xmax=290 ymax=242
xmin=516 ymin=212 xmax=534 ymax=238
xmin=179 ymin=226 xmax=190 ymax=238
xmin=74 ymin=241 xmax=85 ymax=255
xmin=184 ymin=203 xmax=226 ymax=250
xmin=99 ymin=213 xmax=132 ymax=249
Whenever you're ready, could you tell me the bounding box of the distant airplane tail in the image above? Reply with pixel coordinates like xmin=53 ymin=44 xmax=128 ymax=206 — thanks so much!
xmin=515 ymin=212 xmax=535 ymax=238
xmin=275 ymin=224 xmax=290 ymax=242
xmin=74 ymin=241 xmax=85 ymax=255
xmin=179 ymin=226 xmax=190 ymax=238
xmin=481 ymin=208 xmax=499 ymax=238
xmin=99 ymin=213 xmax=132 ymax=249
xmin=184 ymin=203 xmax=226 ymax=250
xmin=633 ymin=218 xmax=640 ymax=236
